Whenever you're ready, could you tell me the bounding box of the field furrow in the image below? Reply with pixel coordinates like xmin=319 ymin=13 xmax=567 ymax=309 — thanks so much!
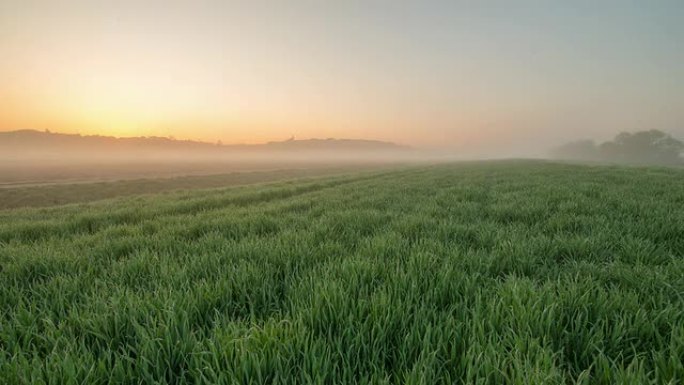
xmin=1 ymin=161 xmax=683 ymax=384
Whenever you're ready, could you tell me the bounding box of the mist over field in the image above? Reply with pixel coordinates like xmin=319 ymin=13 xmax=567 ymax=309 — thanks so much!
xmin=0 ymin=129 xmax=427 ymax=184
xmin=2 ymin=128 xmax=683 ymax=187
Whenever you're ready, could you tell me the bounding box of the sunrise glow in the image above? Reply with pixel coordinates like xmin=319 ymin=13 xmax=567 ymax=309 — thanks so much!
xmin=1 ymin=1 xmax=683 ymax=154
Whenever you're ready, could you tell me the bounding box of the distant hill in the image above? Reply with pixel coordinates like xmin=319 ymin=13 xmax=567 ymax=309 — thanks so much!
xmin=265 ymin=137 xmax=408 ymax=151
xmin=0 ymin=130 xmax=410 ymax=158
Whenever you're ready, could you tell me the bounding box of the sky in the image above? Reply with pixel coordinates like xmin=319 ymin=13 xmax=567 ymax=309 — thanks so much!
xmin=1 ymin=0 xmax=683 ymax=155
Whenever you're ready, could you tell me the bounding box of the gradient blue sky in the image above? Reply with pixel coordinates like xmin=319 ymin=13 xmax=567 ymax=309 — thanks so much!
xmin=1 ymin=0 xmax=682 ymax=154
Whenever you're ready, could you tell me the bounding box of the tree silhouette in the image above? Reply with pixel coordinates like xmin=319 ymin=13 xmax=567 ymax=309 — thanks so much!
xmin=600 ymin=130 xmax=683 ymax=164
xmin=553 ymin=130 xmax=683 ymax=165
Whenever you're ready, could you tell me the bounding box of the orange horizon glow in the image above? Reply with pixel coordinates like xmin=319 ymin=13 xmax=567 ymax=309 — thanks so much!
xmin=1 ymin=1 xmax=683 ymax=156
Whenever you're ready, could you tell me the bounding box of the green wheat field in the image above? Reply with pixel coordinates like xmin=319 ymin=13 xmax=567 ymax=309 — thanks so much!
xmin=1 ymin=161 xmax=683 ymax=384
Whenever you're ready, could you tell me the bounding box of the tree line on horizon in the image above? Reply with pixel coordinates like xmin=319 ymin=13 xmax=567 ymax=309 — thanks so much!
xmin=552 ymin=130 xmax=684 ymax=165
